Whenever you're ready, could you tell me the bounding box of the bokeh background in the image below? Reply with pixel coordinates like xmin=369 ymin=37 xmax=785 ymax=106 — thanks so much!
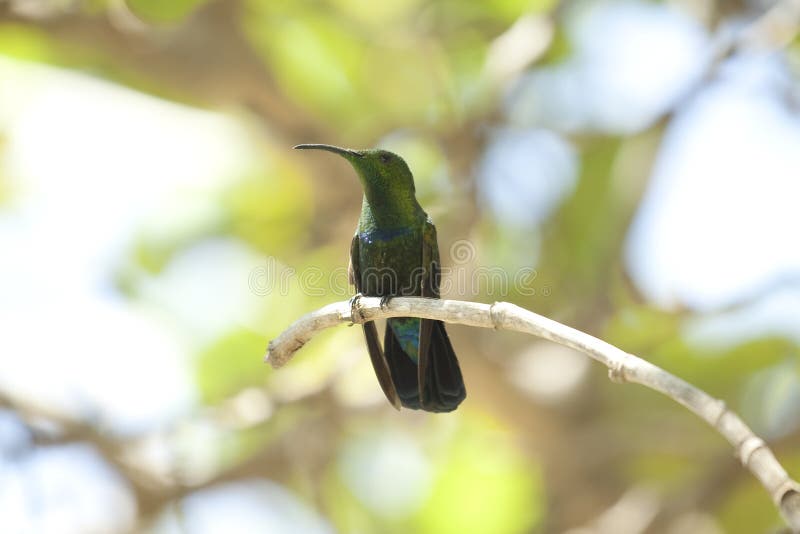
xmin=1 ymin=0 xmax=799 ymax=532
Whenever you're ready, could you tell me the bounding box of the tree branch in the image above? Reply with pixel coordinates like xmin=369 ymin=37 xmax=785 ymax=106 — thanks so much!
xmin=265 ymin=296 xmax=800 ymax=532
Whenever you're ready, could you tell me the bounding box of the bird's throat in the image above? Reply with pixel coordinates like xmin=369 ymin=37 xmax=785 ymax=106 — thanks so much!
xmin=359 ymin=192 xmax=424 ymax=230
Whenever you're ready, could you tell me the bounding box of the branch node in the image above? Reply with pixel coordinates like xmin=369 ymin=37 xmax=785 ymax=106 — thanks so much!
xmin=778 ymin=485 xmax=800 ymax=529
xmin=489 ymin=301 xmax=503 ymax=330
xmin=738 ymin=436 xmax=766 ymax=466
xmin=776 ymin=479 xmax=800 ymax=505
xmin=711 ymin=399 xmax=728 ymax=428
xmin=608 ymin=359 xmax=628 ymax=384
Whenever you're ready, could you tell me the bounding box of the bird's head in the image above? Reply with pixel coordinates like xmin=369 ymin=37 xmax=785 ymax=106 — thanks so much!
xmin=294 ymin=144 xmax=416 ymax=203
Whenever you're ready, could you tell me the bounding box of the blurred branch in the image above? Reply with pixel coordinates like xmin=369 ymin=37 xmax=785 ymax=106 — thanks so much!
xmin=563 ymin=485 xmax=660 ymax=534
xmin=0 ymin=0 xmax=332 ymax=142
xmin=266 ymin=296 xmax=800 ymax=532
xmin=0 ymin=392 xmax=329 ymax=521
xmin=706 ymin=0 xmax=800 ymax=62
xmin=735 ymin=0 xmax=800 ymax=52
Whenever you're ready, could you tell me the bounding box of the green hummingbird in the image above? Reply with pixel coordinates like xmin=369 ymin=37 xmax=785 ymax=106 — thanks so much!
xmin=295 ymin=144 xmax=466 ymax=412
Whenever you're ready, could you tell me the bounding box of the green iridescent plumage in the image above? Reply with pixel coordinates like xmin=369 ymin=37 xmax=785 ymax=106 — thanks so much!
xmin=295 ymin=144 xmax=466 ymax=412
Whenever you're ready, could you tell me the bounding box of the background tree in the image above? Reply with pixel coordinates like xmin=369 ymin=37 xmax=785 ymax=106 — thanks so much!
xmin=0 ymin=0 xmax=799 ymax=532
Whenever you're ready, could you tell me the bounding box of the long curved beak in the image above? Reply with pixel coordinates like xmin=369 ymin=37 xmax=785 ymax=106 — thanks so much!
xmin=294 ymin=144 xmax=363 ymax=158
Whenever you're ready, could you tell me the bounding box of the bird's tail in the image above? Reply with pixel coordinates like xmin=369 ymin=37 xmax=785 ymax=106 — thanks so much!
xmin=384 ymin=320 xmax=466 ymax=412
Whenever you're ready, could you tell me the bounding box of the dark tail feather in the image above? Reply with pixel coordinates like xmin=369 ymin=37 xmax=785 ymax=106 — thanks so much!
xmin=362 ymin=322 xmax=400 ymax=410
xmin=384 ymin=321 xmax=466 ymax=413
xmin=384 ymin=325 xmax=421 ymax=409
xmin=421 ymin=321 xmax=466 ymax=412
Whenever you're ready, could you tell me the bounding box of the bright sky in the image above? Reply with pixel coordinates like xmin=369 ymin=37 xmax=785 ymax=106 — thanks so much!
xmin=627 ymin=51 xmax=800 ymax=313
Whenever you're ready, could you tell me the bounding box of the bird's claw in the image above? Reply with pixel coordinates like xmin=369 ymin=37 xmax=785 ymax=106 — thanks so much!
xmin=380 ymin=295 xmax=393 ymax=310
xmin=348 ymin=293 xmax=364 ymax=325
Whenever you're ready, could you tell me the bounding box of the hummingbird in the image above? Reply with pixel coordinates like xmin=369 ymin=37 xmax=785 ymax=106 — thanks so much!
xmin=295 ymin=144 xmax=466 ymax=412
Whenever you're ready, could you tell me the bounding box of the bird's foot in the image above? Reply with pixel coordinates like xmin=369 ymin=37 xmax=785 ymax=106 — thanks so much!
xmin=348 ymin=293 xmax=364 ymax=325
xmin=380 ymin=295 xmax=394 ymax=310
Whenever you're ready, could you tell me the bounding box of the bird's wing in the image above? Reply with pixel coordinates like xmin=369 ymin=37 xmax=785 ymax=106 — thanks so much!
xmin=417 ymin=221 xmax=466 ymax=411
xmin=416 ymin=220 xmax=440 ymax=403
xmin=351 ymin=234 xmax=400 ymax=409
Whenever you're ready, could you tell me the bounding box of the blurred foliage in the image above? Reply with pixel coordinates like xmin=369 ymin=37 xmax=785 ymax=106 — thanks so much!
xmin=542 ymin=137 xmax=624 ymax=306
xmin=127 ymin=0 xmax=211 ymax=22
xmin=0 ymin=1 xmax=798 ymax=533
xmin=0 ymin=24 xmax=58 ymax=62
xmin=197 ymin=329 xmax=269 ymax=403
xmin=242 ymin=0 xmax=556 ymax=136
xmin=415 ymin=416 xmax=543 ymax=534
xmin=222 ymin=162 xmax=314 ymax=257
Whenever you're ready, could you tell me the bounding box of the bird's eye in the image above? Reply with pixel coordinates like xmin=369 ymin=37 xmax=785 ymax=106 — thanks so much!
xmin=379 ymin=153 xmax=391 ymax=163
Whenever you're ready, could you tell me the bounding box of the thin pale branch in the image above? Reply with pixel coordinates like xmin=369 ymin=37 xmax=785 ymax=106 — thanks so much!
xmin=266 ymin=296 xmax=800 ymax=532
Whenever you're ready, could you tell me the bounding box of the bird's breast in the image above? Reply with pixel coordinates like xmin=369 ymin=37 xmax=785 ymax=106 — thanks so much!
xmin=357 ymin=226 xmax=424 ymax=297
